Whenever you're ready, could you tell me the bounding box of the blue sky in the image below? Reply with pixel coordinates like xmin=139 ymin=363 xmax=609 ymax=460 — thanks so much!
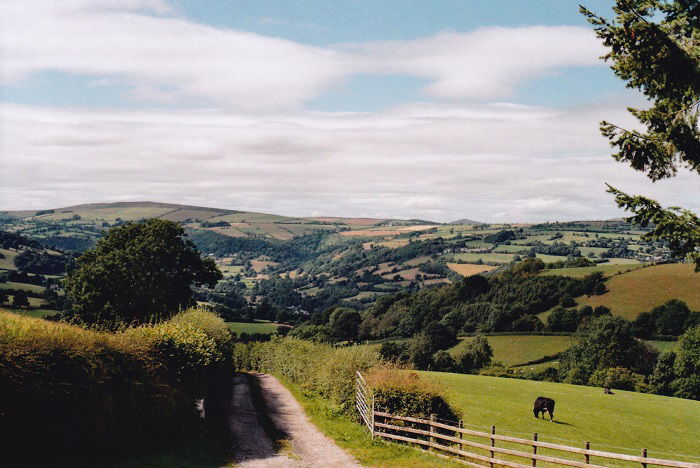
xmin=1 ymin=0 xmax=696 ymax=221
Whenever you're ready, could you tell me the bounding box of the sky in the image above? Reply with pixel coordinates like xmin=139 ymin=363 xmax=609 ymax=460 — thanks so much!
xmin=1 ymin=0 xmax=697 ymax=223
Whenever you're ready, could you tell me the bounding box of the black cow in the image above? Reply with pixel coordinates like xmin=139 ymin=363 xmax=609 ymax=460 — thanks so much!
xmin=533 ymin=397 xmax=555 ymax=422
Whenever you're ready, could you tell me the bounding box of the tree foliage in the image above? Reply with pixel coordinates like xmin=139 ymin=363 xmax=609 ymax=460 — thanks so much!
xmin=581 ymin=1 xmax=700 ymax=269
xmin=64 ymin=219 xmax=221 ymax=325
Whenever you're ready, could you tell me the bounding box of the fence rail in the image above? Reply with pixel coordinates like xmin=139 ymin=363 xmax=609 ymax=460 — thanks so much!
xmin=355 ymin=372 xmax=698 ymax=468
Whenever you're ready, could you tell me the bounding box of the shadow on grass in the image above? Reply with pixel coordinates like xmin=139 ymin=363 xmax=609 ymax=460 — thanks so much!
xmin=552 ymin=420 xmax=574 ymax=426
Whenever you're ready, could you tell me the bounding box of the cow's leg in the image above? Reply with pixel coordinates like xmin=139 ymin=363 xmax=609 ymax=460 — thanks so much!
xmin=548 ymin=410 xmax=553 ymax=422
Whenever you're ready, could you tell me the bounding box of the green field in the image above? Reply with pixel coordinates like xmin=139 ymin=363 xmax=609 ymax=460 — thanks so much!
xmin=541 ymin=263 xmax=647 ymax=278
xmin=421 ymin=372 xmax=700 ymax=464
xmin=226 ymin=321 xmax=285 ymax=335
xmin=0 ymin=281 xmax=46 ymax=293
xmin=448 ymin=335 xmax=573 ymax=367
xmin=0 ymin=249 xmax=19 ymax=270
xmin=578 ymin=263 xmax=700 ymax=319
xmin=0 ymin=307 xmax=60 ymax=319
xmin=646 ymin=340 xmax=678 ymax=354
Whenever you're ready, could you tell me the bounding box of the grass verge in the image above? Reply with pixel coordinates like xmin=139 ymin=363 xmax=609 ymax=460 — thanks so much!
xmin=276 ymin=374 xmax=465 ymax=467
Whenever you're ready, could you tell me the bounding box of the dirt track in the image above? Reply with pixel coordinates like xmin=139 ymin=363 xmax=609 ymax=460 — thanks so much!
xmin=230 ymin=372 xmax=362 ymax=467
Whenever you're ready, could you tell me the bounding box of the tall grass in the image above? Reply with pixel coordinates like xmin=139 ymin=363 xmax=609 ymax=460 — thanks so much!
xmin=0 ymin=308 xmax=232 ymax=461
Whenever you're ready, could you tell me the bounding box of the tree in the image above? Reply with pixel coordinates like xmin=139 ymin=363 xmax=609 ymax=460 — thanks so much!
xmin=581 ymin=1 xmax=700 ymax=270
xmin=559 ymin=315 xmax=658 ymax=381
xmin=64 ymin=219 xmax=221 ymax=325
xmin=378 ymin=341 xmax=409 ymax=363
xmin=432 ymin=350 xmax=457 ymax=372
xmin=672 ymin=326 xmax=700 ymax=399
xmin=328 ymin=307 xmax=362 ymax=342
xmin=12 ymin=290 xmax=30 ymax=308
xmin=456 ymin=336 xmax=493 ymax=373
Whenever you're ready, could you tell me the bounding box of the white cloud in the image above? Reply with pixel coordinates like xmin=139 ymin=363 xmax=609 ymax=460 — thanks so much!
xmin=2 ymin=0 xmax=348 ymax=110
xmin=2 ymin=102 xmax=697 ymax=222
xmin=343 ymin=27 xmax=605 ymax=100
xmin=3 ymin=1 xmax=605 ymax=109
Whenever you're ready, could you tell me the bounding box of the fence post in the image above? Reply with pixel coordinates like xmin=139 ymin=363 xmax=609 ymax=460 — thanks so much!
xmin=429 ymin=414 xmax=437 ymax=452
xmin=585 ymin=441 xmax=590 ymax=464
xmin=490 ymin=425 xmax=496 ymax=468
xmin=532 ymin=433 xmax=538 ymax=467
xmin=459 ymin=420 xmax=464 ymax=454
xmin=641 ymin=448 xmax=647 ymax=468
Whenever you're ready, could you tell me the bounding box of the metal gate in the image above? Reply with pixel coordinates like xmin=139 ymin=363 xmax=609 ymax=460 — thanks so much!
xmin=355 ymin=371 xmax=374 ymax=435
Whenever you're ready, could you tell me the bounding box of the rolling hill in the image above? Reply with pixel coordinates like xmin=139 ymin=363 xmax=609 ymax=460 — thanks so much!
xmin=577 ymin=263 xmax=700 ymax=319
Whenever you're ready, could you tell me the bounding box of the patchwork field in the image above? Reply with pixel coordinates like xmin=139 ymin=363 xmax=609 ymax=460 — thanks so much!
xmin=421 ymin=372 xmax=700 ymax=465
xmin=578 ymin=263 xmax=700 ymax=319
xmin=448 ymin=335 xmax=573 ymax=367
xmin=446 ymin=263 xmax=498 ymax=276
xmin=447 ymin=252 xmax=516 ymax=264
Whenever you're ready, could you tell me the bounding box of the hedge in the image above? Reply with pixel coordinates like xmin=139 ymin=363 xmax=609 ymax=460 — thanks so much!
xmin=0 ymin=308 xmax=232 ymax=460
xmin=234 ymin=337 xmax=459 ymax=421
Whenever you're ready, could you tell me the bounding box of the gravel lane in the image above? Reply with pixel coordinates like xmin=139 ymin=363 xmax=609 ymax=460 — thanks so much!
xmin=230 ymin=372 xmax=362 ymax=468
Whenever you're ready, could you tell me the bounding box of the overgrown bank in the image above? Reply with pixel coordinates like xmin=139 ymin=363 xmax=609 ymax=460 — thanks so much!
xmin=0 ymin=308 xmax=233 ymax=461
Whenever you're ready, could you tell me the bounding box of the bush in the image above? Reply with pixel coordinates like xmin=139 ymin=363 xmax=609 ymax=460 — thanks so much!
xmin=0 ymin=308 xmax=232 ymax=460
xmin=588 ymin=367 xmax=645 ymax=391
xmin=365 ymin=367 xmax=461 ymax=422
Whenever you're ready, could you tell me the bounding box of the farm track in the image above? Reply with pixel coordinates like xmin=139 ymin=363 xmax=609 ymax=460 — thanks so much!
xmin=230 ymin=372 xmax=362 ymax=467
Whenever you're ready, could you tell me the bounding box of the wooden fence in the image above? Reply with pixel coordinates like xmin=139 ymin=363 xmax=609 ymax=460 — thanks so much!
xmin=355 ymin=372 xmax=699 ymax=468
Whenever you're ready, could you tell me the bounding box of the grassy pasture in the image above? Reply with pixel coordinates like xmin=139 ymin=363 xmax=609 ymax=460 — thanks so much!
xmin=0 ymin=281 xmax=46 ymax=293
xmin=446 ymin=263 xmax=497 ymax=276
xmin=534 ymin=253 xmax=570 ymax=263
xmin=1 ymin=307 xmax=60 ymax=319
xmin=647 ymin=340 xmax=678 ymax=354
xmin=448 ymin=335 xmax=573 ymax=367
xmin=0 ymin=249 xmax=19 ymax=270
xmin=493 ymin=245 xmax=529 ymax=253
xmin=578 ymin=263 xmax=700 ymax=319
xmin=421 ymin=372 xmax=700 ymax=465
xmin=541 ymin=263 xmax=647 ymax=278
xmin=226 ymin=321 xmax=285 ymax=335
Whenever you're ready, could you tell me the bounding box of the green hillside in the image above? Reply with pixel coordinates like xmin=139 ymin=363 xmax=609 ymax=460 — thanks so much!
xmin=420 ymin=372 xmax=700 ymax=464
xmin=578 ymin=263 xmax=700 ymax=319
xmin=448 ymin=335 xmax=573 ymax=366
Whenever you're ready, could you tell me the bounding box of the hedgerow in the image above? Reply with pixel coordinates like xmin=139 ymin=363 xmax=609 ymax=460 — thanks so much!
xmin=234 ymin=337 xmax=459 ymax=420
xmin=0 ymin=308 xmax=232 ymax=460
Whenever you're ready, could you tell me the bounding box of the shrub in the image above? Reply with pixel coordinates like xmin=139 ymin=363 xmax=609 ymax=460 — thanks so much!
xmin=0 ymin=308 xmax=232 ymax=460
xmin=588 ymin=367 xmax=645 ymax=391
xmin=365 ymin=367 xmax=461 ymax=422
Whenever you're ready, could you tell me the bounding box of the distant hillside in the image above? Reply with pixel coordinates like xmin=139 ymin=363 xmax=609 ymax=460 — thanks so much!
xmin=448 ymin=218 xmax=484 ymax=225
